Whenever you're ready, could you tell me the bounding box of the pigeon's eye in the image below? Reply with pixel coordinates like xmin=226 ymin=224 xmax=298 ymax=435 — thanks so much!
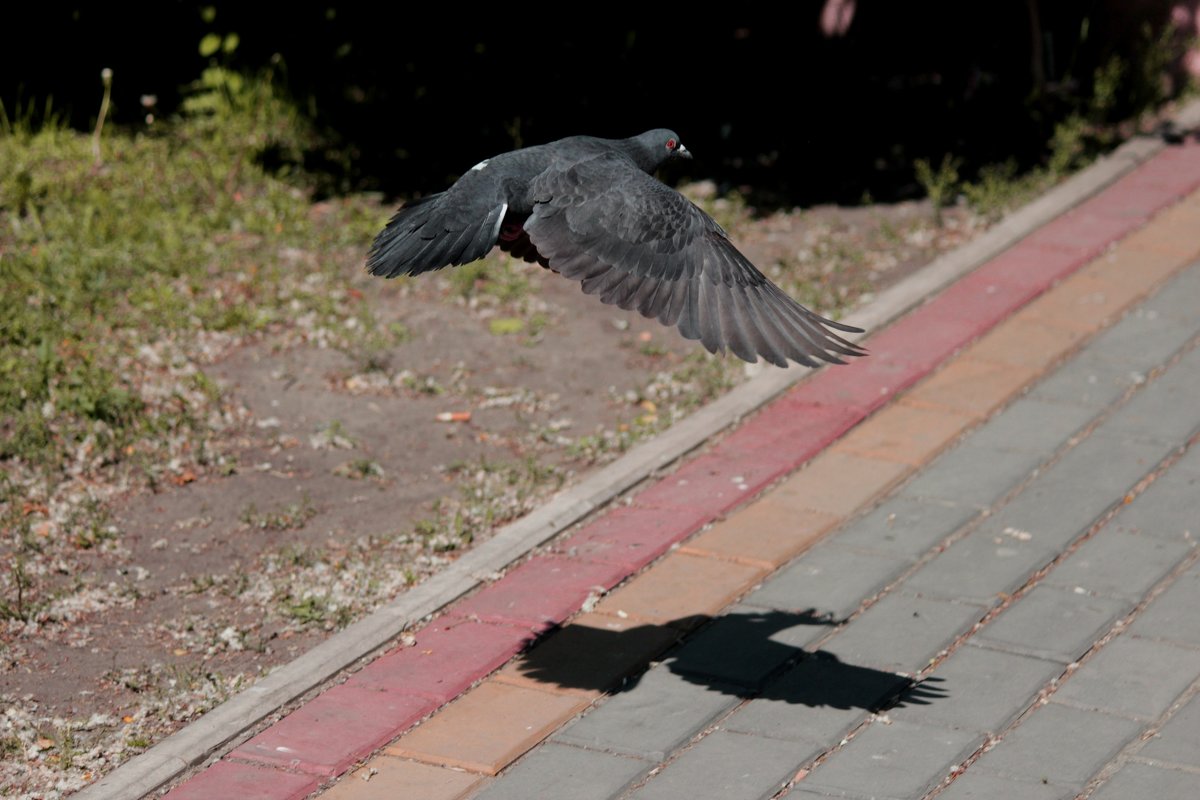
xmin=666 ymin=138 xmax=677 ymax=150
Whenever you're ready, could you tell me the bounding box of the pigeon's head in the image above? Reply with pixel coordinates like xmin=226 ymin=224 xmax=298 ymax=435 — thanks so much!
xmin=629 ymin=129 xmax=692 ymax=171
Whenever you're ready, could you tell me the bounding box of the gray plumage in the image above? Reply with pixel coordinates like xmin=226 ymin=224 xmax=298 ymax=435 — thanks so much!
xmin=367 ymin=130 xmax=865 ymax=368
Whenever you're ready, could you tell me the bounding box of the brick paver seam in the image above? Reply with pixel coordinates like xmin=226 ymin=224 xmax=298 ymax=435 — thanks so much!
xmin=1086 ymin=676 xmax=1200 ymax=790
xmin=855 ymin=410 xmax=1200 ymax=797
xmin=610 ymin=326 xmax=1200 ymax=800
xmin=804 ymin=325 xmax=1200 ymax=659
xmin=597 ymin=387 xmax=1187 ymax=798
xmin=760 ymin=424 xmax=1200 ymax=800
xmin=905 ymin=419 xmax=1200 ymax=798
xmin=922 ymin=522 xmax=1200 ymax=799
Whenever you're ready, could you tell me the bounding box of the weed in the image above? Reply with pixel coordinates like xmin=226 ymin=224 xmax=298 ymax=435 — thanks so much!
xmin=239 ymin=492 xmax=316 ymax=531
xmin=962 ymin=160 xmax=1055 ymax=222
xmin=638 ymin=340 xmax=669 ymax=358
xmin=333 ymin=459 xmax=385 ymax=479
xmin=913 ymin=154 xmax=962 ymax=225
xmin=310 ymin=420 xmax=356 ymax=450
xmin=0 ymin=558 xmax=35 ymax=621
xmin=65 ymin=497 xmax=116 ymax=550
xmin=398 ymin=372 xmax=445 ymax=396
xmin=281 ymin=595 xmax=340 ymax=626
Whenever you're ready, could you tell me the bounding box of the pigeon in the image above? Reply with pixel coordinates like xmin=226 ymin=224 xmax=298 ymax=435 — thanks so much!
xmin=367 ymin=129 xmax=865 ymax=368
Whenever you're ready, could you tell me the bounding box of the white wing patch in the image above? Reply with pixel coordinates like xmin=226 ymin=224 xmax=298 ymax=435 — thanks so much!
xmin=471 ymin=159 xmax=490 ymax=172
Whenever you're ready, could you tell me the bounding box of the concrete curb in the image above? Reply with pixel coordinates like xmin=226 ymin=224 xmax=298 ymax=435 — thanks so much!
xmin=77 ymin=98 xmax=1200 ymax=800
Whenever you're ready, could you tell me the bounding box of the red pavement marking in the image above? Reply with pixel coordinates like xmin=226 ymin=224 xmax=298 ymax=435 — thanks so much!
xmin=230 ymin=686 xmax=435 ymax=776
xmin=163 ymin=141 xmax=1200 ymax=799
xmin=346 ymin=617 xmax=535 ymax=702
xmin=550 ymin=503 xmax=714 ymax=572
xmin=1022 ymin=209 xmax=1141 ymax=255
xmin=444 ymin=555 xmax=631 ymax=630
xmin=162 ymin=760 xmax=318 ymax=800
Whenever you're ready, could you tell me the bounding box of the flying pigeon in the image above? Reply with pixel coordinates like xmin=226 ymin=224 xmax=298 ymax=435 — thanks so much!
xmin=366 ymin=130 xmax=865 ymax=368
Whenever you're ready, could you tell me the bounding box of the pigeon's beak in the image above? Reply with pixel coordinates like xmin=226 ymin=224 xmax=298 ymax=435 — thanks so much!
xmin=675 ymin=144 xmax=693 ymax=160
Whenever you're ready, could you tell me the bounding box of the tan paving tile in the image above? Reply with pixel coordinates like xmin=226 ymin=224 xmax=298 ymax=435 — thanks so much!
xmin=680 ymin=503 xmax=841 ymax=568
xmin=770 ymin=451 xmax=911 ymax=516
xmin=321 ymin=756 xmax=482 ymax=800
xmin=1078 ymin=245 xmax=1190 ymax=294
xmin=385 ymin=681 xmax=588 ymax=775
xmin=1116 ymin=208 xmax=1200 ymax=257
xmin=493 ymin=612 xmax=679 ymax=698
xmin=905 ymin=357 xmax=1041 ymax=419
xmin=592 ymin=552 xmax=766 ymax=627
xmin=831 ymin=401 xmax=974 ymax=465
xmin=963 ymin=316 xmax=1087 ymax=370
xmin=1136 ymin=201 xmax=1200 ymax=256
xmin=1020 ymin=271 xmax=1132 ymax=333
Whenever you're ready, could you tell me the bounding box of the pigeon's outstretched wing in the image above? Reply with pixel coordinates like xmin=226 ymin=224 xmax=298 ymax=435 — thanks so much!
xmin=524 ymin=154 xmax=864 ymax=367
xmin=366 ymin=177 xmax=509 ymax=279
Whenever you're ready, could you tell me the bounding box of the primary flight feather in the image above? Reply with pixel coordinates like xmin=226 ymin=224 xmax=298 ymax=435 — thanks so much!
xmin=367 ymin=129 xmax=865 ymax=368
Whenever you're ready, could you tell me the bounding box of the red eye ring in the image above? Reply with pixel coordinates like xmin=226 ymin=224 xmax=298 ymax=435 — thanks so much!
xmin=666 ymin=138 xmax=677 ymax=150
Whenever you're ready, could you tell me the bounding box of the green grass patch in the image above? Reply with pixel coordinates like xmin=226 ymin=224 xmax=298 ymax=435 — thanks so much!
xmin=0 ymin=72 xmax=384 ymax=483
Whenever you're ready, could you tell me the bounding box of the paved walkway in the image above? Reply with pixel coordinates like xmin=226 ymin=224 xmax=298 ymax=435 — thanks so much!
xmin=162 ymin=139 xmax=1200 ymax=800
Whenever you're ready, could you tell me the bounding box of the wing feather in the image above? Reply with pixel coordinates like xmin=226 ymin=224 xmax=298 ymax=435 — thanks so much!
xmin=524 ymin=154 xmax=864 ymax=367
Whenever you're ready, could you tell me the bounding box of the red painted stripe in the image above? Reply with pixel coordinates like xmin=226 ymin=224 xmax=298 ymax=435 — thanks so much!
xmin=229 ymin=686 xmax=435 ymax=776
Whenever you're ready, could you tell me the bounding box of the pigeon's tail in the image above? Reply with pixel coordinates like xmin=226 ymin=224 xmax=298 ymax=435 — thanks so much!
xmin=367 ymin=194 xmax=507 ymax=278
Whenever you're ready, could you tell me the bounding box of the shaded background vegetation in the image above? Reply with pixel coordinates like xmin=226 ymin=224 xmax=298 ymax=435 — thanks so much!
xmin=4 ymin=2 xmax=1195 ymax=205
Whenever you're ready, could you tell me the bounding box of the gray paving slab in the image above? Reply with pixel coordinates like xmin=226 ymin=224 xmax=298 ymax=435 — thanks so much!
xmin=1088 ymin=762 xmax=1200 ymax=800
xmin=1044 ymin=527 xmax=1195 ymax=600
xmin=743 ymin=544 xmax=909 ymax=621
xmin=1111 ymin=458 xmax=1200 ymax=541
xmin=933 ymin=772 xmax=1076 ymax=800
xmin=798 ymin=719 xmax=982 ymax=800
xmin=1127 ymin=567 xmax=1200 ymax=647
xmin=1176 ymin=443 xmax=1200 ymax=476
xmin=896 ymin=443 xmax=1043 ymax=509
xmin=994 ymin=433 xmax=1172 ymax=550
xmin=973 ymin=585 xmax=1131 ymax=663
xmin=959 ymin=397 xmax=1098 ymax=458
xmin=1028 ymin=353 xmax=1145 ymax=409
xmin=1138 ymin=261 xmax=1200 ymax=322
xmin=1140 ymin=693 xmax=1200 ymax=767
xmin=901 ymin=522 xmax=1056 ymax=606
xmin=895 ymin=645 xmax=1062 ymax=734
xmin=551 ymin=666 xmax=741 ymax=762
xmin=829 ymin=496 xmax=978 ymax=558
xmin=1105 ymin=347 xmax=1200 ymax=443
xmin=822 ymin=593 xmax=986 ymax=674
xmin=470 ymin=743 xmax=650 ymax=800
xmin=972 ymin=703 xmax=1142 ymax=786
xmin=1054 ymin=636 xmax=1200 ymax=721
xmin=665 ymin=607 xmax=815 ymax=689
xmin=628 ymin=730 xmax=814 ymax=800
xmin=1082 ymin=304 xmax=1198 ymax=366
xmin=722 ymin=651 xmax=911 ymax=744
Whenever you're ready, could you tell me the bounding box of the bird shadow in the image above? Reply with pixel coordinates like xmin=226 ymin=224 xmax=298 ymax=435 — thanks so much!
xmin=513 ymin=608 xmax=946 ymax=713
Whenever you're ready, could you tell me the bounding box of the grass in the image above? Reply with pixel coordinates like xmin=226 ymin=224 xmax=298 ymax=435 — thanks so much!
xmin=0 ymin=71 xmax=384 ymax=491
xmin=238 ymin=492 xmax=317 ymax=531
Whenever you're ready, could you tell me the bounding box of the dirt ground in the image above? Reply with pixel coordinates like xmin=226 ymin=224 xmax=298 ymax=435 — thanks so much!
xmin=0 ymin=187 xmax=983 ymax=797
